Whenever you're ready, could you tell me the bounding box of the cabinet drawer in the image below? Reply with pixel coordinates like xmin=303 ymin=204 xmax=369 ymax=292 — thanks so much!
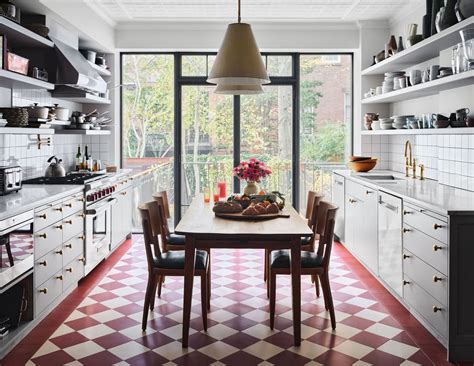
xmin=403 ymin=250 xmax=448 ymax=306
xmin=63 ymin=255 xmax=84 ymax=290
xmin=62 ymin=193 xmax=84 ymax=217
xmin=34 ymin=223 xmax=63 ymax=259
xmin=346 ymin=180 xmax=377 ymax=202
xmin=35 ymin=270 xmax=63 ymax=317
xmin=34 ymin=200 xmax=63 ymax=231
xmin=62 ymin=212 xmax=84 ymax=242
xmin=403 ymin=224 xmax=448 ymax=275
xmin=63 ymin=233 xmax=84 ymax=265
xmin=403 ymin=275 xmax=448 ymax=339
xmin=34 ymin=245 xmax=63 ymax=287
xmin=403 ymin=203 xmax=448 ymax=244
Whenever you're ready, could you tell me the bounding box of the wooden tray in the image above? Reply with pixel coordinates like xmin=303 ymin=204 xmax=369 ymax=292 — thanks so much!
xmin=214 ymin=211 xmax=290 ymax=220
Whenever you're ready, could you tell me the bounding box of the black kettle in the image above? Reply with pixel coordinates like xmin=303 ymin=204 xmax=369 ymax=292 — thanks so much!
xmin=45 ymin=156 xmax=66 ymax=177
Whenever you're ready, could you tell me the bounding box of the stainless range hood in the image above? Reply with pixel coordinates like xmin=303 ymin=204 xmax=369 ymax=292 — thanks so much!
xmin=51 ymin=36 xmax=107 ymax=94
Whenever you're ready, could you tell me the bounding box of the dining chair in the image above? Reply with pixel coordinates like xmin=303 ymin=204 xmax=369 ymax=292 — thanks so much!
xmin=152 ymin=193 xmax=186 ymax=252
xmin=138 ymin=200 xmax=210 ymax=331
xmin=269 ymin=201 xmax=338 ymax=330
xmin=0 ymin=236 xmax=14 ymax=267
xmin=263 ymin=191 xmax=324 ymax=283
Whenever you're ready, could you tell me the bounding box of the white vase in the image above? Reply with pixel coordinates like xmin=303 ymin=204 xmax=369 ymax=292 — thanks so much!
xmin=243 ymin=181 xmax=258 ymax=195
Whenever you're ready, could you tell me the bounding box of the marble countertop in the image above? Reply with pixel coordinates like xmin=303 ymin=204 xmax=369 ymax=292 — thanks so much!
xmin=334 ymin=170 xmax=474 ymax=215
xmin=0 ymin=185 xmax=83 ymax=221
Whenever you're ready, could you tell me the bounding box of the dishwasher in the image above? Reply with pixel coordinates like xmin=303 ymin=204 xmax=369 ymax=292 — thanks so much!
xmin=378 ymin=191 xmax=403 ymax=297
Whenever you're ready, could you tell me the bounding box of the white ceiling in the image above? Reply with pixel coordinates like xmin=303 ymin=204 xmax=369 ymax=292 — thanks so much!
xmin=86 ymin=0 xmax=419 ymax=24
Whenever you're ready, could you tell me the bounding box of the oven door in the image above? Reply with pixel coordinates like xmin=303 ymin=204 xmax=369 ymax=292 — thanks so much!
xmin=84 ymin=198 xmax=116 ymax=275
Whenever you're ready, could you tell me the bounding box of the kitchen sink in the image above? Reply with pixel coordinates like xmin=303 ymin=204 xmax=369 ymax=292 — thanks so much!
xmin=358 ymin=174 xmax=404 ymax=182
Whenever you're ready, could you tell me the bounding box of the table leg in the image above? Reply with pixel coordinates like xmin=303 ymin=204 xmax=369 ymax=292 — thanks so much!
xmin=290 ymin=237 xmax=301 ymax=346
xmin=182 ymin=236 xmax=196 ymax=347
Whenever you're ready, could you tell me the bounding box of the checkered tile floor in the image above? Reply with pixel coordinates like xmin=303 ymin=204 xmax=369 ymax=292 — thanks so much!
xmin=3 ymin=236 xmax=452 ymax=365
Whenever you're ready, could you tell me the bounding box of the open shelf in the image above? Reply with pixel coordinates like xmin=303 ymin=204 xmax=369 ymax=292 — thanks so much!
xmin=55 ymin=129 xmax=110 ymax=135
xmin=0 ymin=69 xmax=54 ymax=90
xmin=362 ymin=16 xmax=474 ymax=75
xmin=87 ymin=61 xmax=111 ymax=77
xmin=52 ymin=92 xmax=111 ymax=105
xmin=361 ymin=127 xmax=474 ymax=135
xmin=362 ymin=70 xmax=474 ymax=104
xmin=0 ymin=127 xmax=54 ymax=135
xmin=0 ymin=17 xmax=54 ymax=49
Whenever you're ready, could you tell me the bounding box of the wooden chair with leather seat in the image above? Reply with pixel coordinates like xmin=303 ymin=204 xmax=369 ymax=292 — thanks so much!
xmin=269 ymin=200 xmax=338 ymax=330
xmin=138 ymin=201 xmax=210 ymax=331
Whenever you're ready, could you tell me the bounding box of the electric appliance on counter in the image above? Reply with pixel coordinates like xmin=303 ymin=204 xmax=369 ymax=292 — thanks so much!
xmin=378 ymin=191 xmax=403 ymax=297
xmin=0 ymin=166 xmax=22 ymax=195
xmin=44 ymin=156 xmax=66 ymax=177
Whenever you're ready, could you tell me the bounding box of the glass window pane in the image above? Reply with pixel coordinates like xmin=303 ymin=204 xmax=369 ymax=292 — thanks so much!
xmin=182 ymin=55 xmax=207 ymax=76
xmin=122 ymin=54 xmax=175 ymax=229
xmin=299 ymin=54 xmax=352 ymax=212
xmin=181 ymin=85 xmax=234 ymax=215
xmin=240 ymin=85 xmax=293 ymax=203
xmin=266 ymin=55 xmax=292 ymax=76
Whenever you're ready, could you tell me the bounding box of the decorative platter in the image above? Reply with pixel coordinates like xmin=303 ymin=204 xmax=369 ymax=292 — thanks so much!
xmin=214 ymin=211 xmax=290 ymax=221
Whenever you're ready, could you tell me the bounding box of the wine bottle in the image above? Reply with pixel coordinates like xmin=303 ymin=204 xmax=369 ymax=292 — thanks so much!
xmin=75 ymin=146 xmax=82 ymax=171
xmin=84 ymin=145 xmax=89 ymax=171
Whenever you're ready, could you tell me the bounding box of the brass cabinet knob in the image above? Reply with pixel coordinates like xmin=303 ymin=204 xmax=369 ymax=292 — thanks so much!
xmin=433 ymin=244 xmax=443 ymax=251
xmin=121 ymin=192 xmax=127 ymax=196
xmin=403 ymin=210 xmax=412 ymax=215
xmin=55 ymin=225 xmax=63 ymax=230
xmin=78 ymin=197 xmax=85 ymax=202
xmin=54 ymin=207 xmax=63 ymax=212
xmin=38 ymin=288 xmax=48 ymax=294
xmin=56 ymin=275 xmax=63 ymax=281
xmin=38 ymin=213 xmax=47 ymax=219
xmin=433 ymin=223 xmax=443 ymax=230
xmin=38 ymin=260 xmax=47 ymax=266
xmin=79 ymin=235 xmax=85 ymax=240
xmin=65 ymin=244 xmax=72 ymax=249
xmin=79 ymin=213 xmax=86 ymax=218
xmin=403 ymin=228 xmax=411 ymax=233
xmin=403 ymin=280 xmax=410 ymax=286
xmin=64 ymin=203 xmax=73 ymax=208
xmin=433 ymin=306 xmax=443 ymax=313
xmin=64 ymin=220 xmax=73 ymax=225
xmin=433 ymin=276 xmax=443 ymax=283
xmin=66 ymin=267 xmax=73 ymax=273
xmin=55 ymin=250 xmax=63 ymax=255
xmin=79 ymin=257 xmax=85 ymax=263
xmin=403 ymin=254 xmax=411 ymax=259
xmin=37 ymin=233 xmax=47 ymax=239
xmin=348 ymin=198 xmax=356 ymax=203
xmin=366 ymin=190 xmax=374 ymax=195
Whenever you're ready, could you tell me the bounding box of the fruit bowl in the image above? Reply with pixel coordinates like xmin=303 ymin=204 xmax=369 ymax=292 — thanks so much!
xmin=347 ymin=159 xmax=377 ymax=172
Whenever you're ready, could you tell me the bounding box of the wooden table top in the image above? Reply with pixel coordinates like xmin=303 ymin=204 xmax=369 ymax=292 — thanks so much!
xmin=175 ymin=195 xmax=313 ymax=237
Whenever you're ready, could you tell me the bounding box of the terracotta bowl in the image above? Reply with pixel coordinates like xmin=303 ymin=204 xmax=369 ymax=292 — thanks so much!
xmin=347 ymin=159 xmax=377 ymax=172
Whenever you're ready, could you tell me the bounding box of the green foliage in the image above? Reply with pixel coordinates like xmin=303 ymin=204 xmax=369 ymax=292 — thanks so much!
xmin=301 ymin=122 xmax=347 ymax=162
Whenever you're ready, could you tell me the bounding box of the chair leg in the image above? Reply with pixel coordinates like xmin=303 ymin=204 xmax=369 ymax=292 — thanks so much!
xmin=269 ymin=271 xmax=276 ymax=330
xmin=5 ymin=242 xmax=14 ymax=267
xmin=320 ymin=272 xmax=336 ymax=330
xmin=314 ymin=274 xmax=320 ymax=298
xmin=142 ymin=274 xmax=157 ymax=331
xmin=150 ymin=276 xmax=159 ymax=310
xmin=200 ymin=274 xmax=208 ymax=332
xmin=206 ymin=249 xmax=211 ymax=310
xmin=264 ymin=249 xmax=269 ymax=282
xmin=157 ymin=275 xmax=164 ymax=298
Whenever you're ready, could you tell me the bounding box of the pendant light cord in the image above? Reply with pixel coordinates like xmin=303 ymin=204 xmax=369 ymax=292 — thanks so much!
xmin=238 ymin=0 xmax=241 ymax=23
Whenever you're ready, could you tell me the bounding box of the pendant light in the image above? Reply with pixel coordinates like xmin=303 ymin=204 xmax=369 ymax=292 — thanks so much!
xmin=214 ymin=83 xmax=264 ymax=95
xmin=208 ymin=0 xmax=270 ymax=88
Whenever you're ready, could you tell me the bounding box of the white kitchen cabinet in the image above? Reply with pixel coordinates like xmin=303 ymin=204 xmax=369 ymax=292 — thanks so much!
xmin=332 ymin=173 xmax=345 ymax=243
xmin=111 ymin=184 xmax=133 ymax=251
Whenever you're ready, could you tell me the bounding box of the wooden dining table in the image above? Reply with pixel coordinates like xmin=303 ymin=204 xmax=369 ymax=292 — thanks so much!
xmin=175 ymin=195 xmax=313 ymax=347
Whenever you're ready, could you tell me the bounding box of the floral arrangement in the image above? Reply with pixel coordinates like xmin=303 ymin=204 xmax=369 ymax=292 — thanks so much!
xmin=232 ymin=158 xmax=272 ymax=183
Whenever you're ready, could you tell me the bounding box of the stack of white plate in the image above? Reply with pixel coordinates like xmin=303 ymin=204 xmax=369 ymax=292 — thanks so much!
xmin=372 ymin=121 xmax=381 ymax=130
xmin=383 ymin=72 xmax=405 ymax=93
xmin=379 ymin=117 xmax=394 ymax=130
xmin=391 ymin=115 xmax=413 ymax=129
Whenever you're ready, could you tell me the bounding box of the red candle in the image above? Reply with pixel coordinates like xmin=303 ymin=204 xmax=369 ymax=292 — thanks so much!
xmin=217 ymin=182 xmax=226 ymax=198
xmin=213 ymin=193 xmax=220 ymax=202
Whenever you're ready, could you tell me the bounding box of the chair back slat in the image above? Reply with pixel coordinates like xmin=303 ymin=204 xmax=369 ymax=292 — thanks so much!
xmin=153 ymin=191 xmax=171 ymax=219
xmin=138 ymin=201 xmax=163 ymax=270
xmin=153 ymin=195 xmax=171 ymax=237
xmin=312 ymin=201 xmax=338 ymax=263
xmin=308 ymin=191 xmax=324 ymax=228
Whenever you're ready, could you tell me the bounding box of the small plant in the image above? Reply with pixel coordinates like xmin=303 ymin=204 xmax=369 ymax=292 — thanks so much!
xmin=232 ymin=158 xmax=272 ymax=183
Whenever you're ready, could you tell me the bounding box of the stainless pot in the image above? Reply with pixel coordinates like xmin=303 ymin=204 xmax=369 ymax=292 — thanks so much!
xmin=45 ymin=156 xmax=66 ymax=177
xmin=50 ymin=104 xmax=69 ymax=121
xmin=28 ymin=103 xmax=49 ymax=119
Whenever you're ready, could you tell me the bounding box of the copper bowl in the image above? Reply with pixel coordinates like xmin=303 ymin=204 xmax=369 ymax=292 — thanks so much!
xmin=347 ymin=159 xmax=377 ymax=172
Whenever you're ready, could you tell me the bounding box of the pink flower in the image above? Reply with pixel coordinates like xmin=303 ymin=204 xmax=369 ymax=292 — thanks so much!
xmin=233 ymin=158 xmax=272 ymax=183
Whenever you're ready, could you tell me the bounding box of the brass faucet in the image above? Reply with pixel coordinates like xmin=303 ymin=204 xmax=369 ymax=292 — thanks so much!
xmin=404 ymin=140 xmax=415 ymax=178
xmin=419 ymin=164 xmax=425 ymax=180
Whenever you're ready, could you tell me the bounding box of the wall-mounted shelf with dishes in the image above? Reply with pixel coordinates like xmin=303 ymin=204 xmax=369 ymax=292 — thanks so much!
xmin=55 ymin=129 xmax=110 ymax=135
xmin=0 ymin=127 xmax=55 ymax=135
xmin=362 ymin=127 xmax=474 ymax=135
xmin=0 ymin=69 xmax=54 ymax=90
xmin=51 ymin=92 xmax=111 ymax=105
xmin=362 ymin=17 xmax=474 ymax=75
xmin=87 ymin=60 xmax=111 ymax=77
xmin=0 ymin=16 xmax=54 ymax=49
xmin=362 ymin=70 xmax=474 ymax=104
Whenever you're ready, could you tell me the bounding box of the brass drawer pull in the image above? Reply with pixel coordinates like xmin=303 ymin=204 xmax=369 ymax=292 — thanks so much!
xmin=121 ymin=192 xmax=127 ymax=196
xmin=403 ymin=280 xmax=410 ymax=286
xmin=65 ymin=244 xmax=72 ymax=249
xmin=433 ymin=223 xmax=443 ymax=230
xmin=403 ymin=228 xmax=411 ymax=233
xmin=433 ymin=276 xmax=443 ymax=283
xmin=78 ymin=257 xmax=85 ymax=263
xmin=366 ymin=190 xmax=374 ymax=195
xmin=37 ymin=213 xmax=47 ymax=219
xmin=38 ymin=288 xmax=48 ymax=294
xmin=79 ymin=213 xmax=85 ymax=218
xmin=56 ymin=275 xmax=63 ymax=281
xmin=433 ymin=245 xmax=443 ymax=251
xmin=403 ymin=254 xmax=411 ymax=259
xmin=55 ymin=250 xmax=63 ymax=255
xmin=433 ymin=306 xmax=443 ymax=313
xmin=38 ymin=260 xmax=47 ymax=266
xmin=37 ymin=233 xmax=47 ymax=239
xmin=348 ymin=198 xmax=356 ymax=203
xmin=403 ymin=210 xmax=412 ymax=215
xmin=55 ymin=225 xmax=63 ymax=230
xmin=64 ymin=203 xmax=73 ymax=208
xmin=54 ymin=207 xmax=63 ymax=212
xmin=66 ymin=267 xmax=73 ymax=273
xmin=64 ymin=220 xmax=73 ymax=225
xmin=78 ymin=197 xmax=85 ymax=202
xmin=79 ymin=235 xmax=85 ymax=240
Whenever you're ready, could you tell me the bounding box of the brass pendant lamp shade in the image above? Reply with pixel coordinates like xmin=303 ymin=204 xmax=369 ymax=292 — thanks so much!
xmin=214 ymin=83 xmax=264 ymax=95
xmin=208 ymin=0 xmax=269 ymax=89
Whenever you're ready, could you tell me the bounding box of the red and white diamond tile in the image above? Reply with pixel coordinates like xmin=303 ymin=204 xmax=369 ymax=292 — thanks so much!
xmin=2 ymin=235 xmax=453 ymax=365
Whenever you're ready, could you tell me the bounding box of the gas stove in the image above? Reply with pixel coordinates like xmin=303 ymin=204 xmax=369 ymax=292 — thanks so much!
xmin=23 ymin=173 xmax=105 ymax=185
